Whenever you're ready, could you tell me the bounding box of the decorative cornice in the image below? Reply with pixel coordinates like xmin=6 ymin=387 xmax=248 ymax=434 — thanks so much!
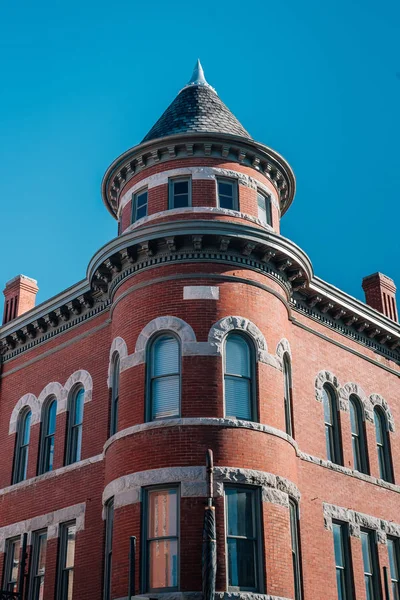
xmin=1 ymin=221 xmax=399 ymax=365
xmin=101 ymin=132 xmax=296 ymax=218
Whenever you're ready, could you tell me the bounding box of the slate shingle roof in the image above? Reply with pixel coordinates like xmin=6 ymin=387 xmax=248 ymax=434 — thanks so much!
xmin=142 ymin=85 xmax=252 ymax=143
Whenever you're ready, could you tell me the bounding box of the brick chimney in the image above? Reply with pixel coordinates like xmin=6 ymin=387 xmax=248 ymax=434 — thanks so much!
xmin=2 ymin=275 xmax=39 ymax=325
xmin=362 ymin=272 xmax=398 ymax=322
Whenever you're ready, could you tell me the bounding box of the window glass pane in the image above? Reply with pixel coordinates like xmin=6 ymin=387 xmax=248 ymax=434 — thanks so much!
xmin=174 ymin=181 xmax=188 ymax=195
xmin=23 ymin=411 xmax=32 ymax=444
xmin=47 ymin=400 xmax=57 ymax=435
xmin=137 ymin=191 xmax=147 ymax=207
xmin=74 ymin=389 xmax=84 ymax=425
xmin=388 ymin=540 xmax=397 ymax=578
xmin=226 ymin=335 xmax=250 ymax=377
xmin=37 ymin=534 xmax=47 ymax=575
xmin=226 ymin=488 xmax=254 ymax=538
xmin=149 ymin=539 xmax=178 ymax=589
xmin=152 ymin=376 xmax=180 ymax=419
xmin=361 ymin=532 xmax=372 ymax=573
xmin=67 ymin=570 xmax=74 ymax=600
xmin=225 ymin=377 xmax=251 ymax=420
xmin=325 ymin=425 xmax=334 ymax=462
xmin=219 ymin=181 xmax=233 ymax=197
xmin=65 ymin=525 xmax=76 ymax=569
xmin=10 ymin=539 xmax=20 ymax=584
xmin=148 ymin=489 xmax=178 ymax=538
xmin=153 ymin=337 xmax=179 ymax=377
xmin=333 ymin=524 xmax=344 ymax=568
xmin=323 ymin=388 xmax=333 ymax=424
xmin=350 ymin=399 xmax=359 ymax=435
xmin=227 ymin=538 xmax=255 ymax=588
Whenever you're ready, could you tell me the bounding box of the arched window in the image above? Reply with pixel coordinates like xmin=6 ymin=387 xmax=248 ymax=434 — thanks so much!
xmin=148 ymin=335 xmax=181 ymax=421
xmin=110 ymin=354 xmax=120 ymax=436
xmin=374 ymin=407 xmax=393 ymax=482
xmin=283 ymin=354 xmax=294 ymax=437
xmin=322 ymin=385 xmax=342 ymax=465
xmin=13 ymin=409 xmax=31 ymax=484
xmin=349 ymin=395 xmax=368 ymax=474
xmin=224 ymin=333 xmax=255 ymax=421
xmin=39 ymin=398 xmax=57 ymax=475
xmin=66 ymin=387 xmax=84 ymax=465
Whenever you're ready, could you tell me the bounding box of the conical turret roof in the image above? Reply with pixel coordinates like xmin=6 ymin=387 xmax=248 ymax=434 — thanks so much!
xmin=142 ymin=60 xmax=251 ymax=143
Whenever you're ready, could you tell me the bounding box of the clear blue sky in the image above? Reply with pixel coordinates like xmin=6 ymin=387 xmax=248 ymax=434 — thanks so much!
xmin=1 ymin=0 xmax=399 ymax=311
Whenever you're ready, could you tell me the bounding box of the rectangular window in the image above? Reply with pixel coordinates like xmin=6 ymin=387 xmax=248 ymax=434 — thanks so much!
xmin=144 ymin=487 xmax=179 ymax=592
xmin=57 ymin=522 xmax=76 ymax=600
xmin=333 ymin=522 xmax=353 ymax=600
xmin=132 ymin=189 xmax=148 ymax=222
xmin=3 ymin=537 xmax=21 ymax=592
xmin=217 ymin=178 xmax=238 ymax=210
xmin=257 ymin=192 xmax=272 ymax=226
xmin=30 ymin=531 xmax=47 ymax=600
xmin=290 ymin=500 xmax=302 ymax=600
xmin=388 ymin=538 xmax=400 ymax=600
xmin=104 ymin=499 xmax=114 ymax=600
xmin=225 ymin=486 xmax=261 ymax=591
xmin=169 ymin=178 xmax=191 ymax=209
xmin=361 ymin=530 xmax=381 ymax=600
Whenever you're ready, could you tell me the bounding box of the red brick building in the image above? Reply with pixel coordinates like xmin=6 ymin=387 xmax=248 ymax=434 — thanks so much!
xmin=1 ymin=61 xmax=400 ymax=600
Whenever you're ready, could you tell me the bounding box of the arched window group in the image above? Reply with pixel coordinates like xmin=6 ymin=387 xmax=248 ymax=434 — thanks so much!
xmin=321 ymin=384 xmax=393 ymax=483
xmin=12 ymin=384 xmax=87 ymax=484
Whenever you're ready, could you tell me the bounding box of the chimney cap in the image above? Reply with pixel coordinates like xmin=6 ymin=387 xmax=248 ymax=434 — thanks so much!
xmin=362 ymin=272 xmax=396 ymax=292
xmin=4 ymin=274 xmax=38 ymax=289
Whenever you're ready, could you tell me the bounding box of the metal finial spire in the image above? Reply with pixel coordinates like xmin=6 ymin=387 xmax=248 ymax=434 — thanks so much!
xmin=182 ymin=59 xmax=216 ymax=93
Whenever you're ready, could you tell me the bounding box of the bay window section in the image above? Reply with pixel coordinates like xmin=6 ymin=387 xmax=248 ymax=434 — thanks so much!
xmin=361 ymin=530 xmax=381 ymax=600
xmin=225 ymin=486 xmax=261 ymax=592
xmin=3 ymin=537 xmax=21 ymax=592
xmin=30 ymin=531 xmax=47 ymax=600
xmin=217 ymin=179 xmax=238 ymax=210
xmin=257 ymin=191 xmax=272 ymax=225
xmin=144 ymin=487 xmax=179 ymax=592
xmin=332 ymin=522 xmax=353 ymax=600
xmin=169 ymin=178 xmax=191 ymax=208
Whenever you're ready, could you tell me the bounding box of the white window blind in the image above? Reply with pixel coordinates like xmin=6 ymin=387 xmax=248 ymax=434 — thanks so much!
xmin=224 ymin=334 xmax=253 ymax=420
xmin=150 ymin=336 xmax=180 ymax=420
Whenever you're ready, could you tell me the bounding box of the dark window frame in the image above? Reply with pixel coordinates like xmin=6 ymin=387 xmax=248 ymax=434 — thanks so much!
xmin=12 ymin=408 xmax=32 ymax=484
xmin=217 ymin=178 xmax=238 ymax=211
xmin=224 ymin=484 xmax=264 ymax=593
xmin=322 ymin=384 xmax=343 ymax=465
xmin=141 ymin=484 xmax=180 ymax=594
xmin=65 ymin=386 xmax=84 ymax=466
xmin=29 ymin=529 xmax=47 ymax=600
xmin=56 ymin=521 xmax=76 ymax=600
xmin=283 ymin=353 xmax=294 ymax=437
xmin=109 ymin=353 xmax=120 ymax=437
xmin=223 ymin=332 xmax=257 ymax=422
xmin=332 ymin=521 xmax=354 ymax=600
xmin=289 ymin=499 xmax=303 ymax=600
xmin=103 ymin=498 xmax=114 ymax=600
xmin=361 ymin=528 xmax=382 ymax=600
xmin=146 ymin=332 xmax=181 ymax=422
xmin=132 ymin=187 xmax=148 ymax=223
xmin=168 ymin=177 xmax=192 ymax=209
xmin=374 ymin=406 xmax=393 ymax=483
xmin=38 ymin=397 xmax=57 ymax=475
xmin=2 ymin=536 xmax=21 ymax=592
xmin=349 ymin=395 xmax=369 ymax=475
xmin=387 ymin=536 xmax=400 ymax=600
xmin=257 ymin=190 xmax=272 ymax=226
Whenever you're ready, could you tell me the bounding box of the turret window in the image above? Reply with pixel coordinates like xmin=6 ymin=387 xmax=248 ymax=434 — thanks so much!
xmin=257 ymin=191 xmax=272 ymax=226
xmin=283 ymin=354 xmax=294 ymax=437
xmin=217 ymin=178 xmax=238 ymax=210
xmin=13 ymin=409 xmax=31 ymax=484
xmin=148 ymin=334 xmax=181 ymax=420
xmin=224 ymin=333 xmax=255 ymax=421
xmin=132 ymin=189 xmax=148 ymax=222
xmin=169 ymin=177 xmax=191 ymax=208
xmin=110 ymin=353 xmax=120 ymax=437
